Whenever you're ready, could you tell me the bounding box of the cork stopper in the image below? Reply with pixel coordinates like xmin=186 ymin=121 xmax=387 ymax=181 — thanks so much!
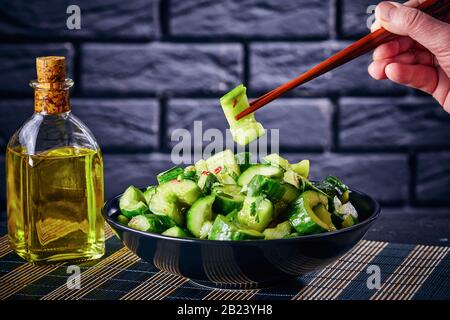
xmin=36 ymin=56 xmax=66 ymax=83
xmin=33 ymin=56 xmax=71 ymax=114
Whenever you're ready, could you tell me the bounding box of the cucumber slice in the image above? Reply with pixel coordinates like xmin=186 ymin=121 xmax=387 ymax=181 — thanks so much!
xmin=342 ymin=214 xmax=358 ymax=228
xmin=237 ymin=196 xmax=274 ymax=232
xmin=162 ymin=226 xmax=190 ymax=238
xmin=235 ymin=152 xmax=252 ymax=172
xmin=237 ymin=164 xmax=284 ymax=187
xmin=168 ymin=179 xmax=202 ymax=206
xmin=291 ymin=160 xmax=309 ymax=178
xmin=195 ymin=159 xmax=208 ymax=174
xmin=119 ymin=186 xmax=150 ymax=218
xmin=283 ymin=170 xmax=300 ymax=188
xmin=262 ymin=154 xmax=290 ymax=171
xmin=208 ymin=215 xmax=263 ymax=240
xmin=157 ymin=166 xmax=184 ymax=184
xmin=220 ymin=84 xmax=265 ymax=146
xmin=289 ymin=191 xmax=333 ymax=235
xmin=186 ymin=195 xmax=215 ymax=238
xmin=143 ymin=186 xmax=156 ymax=205
xmin=247 ymin=175 xmax=286 ymax=202
xmin=179 ymin=166 xmax=197 ymax=182
xmin=206 ymin=149 xmax=240 ymax=184
xmin=197 ymin=171 xmax=218 ymax=195
xmin=128 ymin=214 xmax=174 ymax=233
xmin=117 ymin=214 xmax=130 ymax=225
xmin=212 ymin=184 xmax=245 ymax=214
xmin=263 ymin=221 xmax=292 ymax=239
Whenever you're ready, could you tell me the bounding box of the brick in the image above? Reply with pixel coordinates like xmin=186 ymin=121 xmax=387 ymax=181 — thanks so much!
xmin=170 ymin=0 xmax=330 ymax=39
xmin=0 ymin=44 xmax=74 ymax=95
xmin=339 ymin=98 xmax=450 ymax=149
xmin=250 ymin=42 xmax=407 ymax=96
xmin=340 ymin=0 xmax=377 ymax=38
xmin=0 ymin=100 xmax=32 ymax=148
xmin=103 ymin=153 xmax=173 ymax=198
xmin=0 ymin=99 xmax=160 ymax=151
xmin=283 ymin=153 xmax=409 ymax=204
xmin=73 ymin=99 xmax=160 ymax=151
xmin=366 ymin=207 xmax=450 ymax=245
xmin=81 ymin=43 xmax=243 ymax=96
xmin=167 ymin=98 xmax=332 ymax=150
xmin=416 ymin=152 xmax=450 ymax=204
xmin=0 ymin=0 xmax=158 ymax=40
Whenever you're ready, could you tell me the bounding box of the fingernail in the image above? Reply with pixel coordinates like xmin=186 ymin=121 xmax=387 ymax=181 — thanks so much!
xmin=376 ymin=1 xmax=396 ymax=21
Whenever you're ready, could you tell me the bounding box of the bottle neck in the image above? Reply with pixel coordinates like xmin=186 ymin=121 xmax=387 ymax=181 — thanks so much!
xmin=30 ymin=79 xmax=73 ymax=115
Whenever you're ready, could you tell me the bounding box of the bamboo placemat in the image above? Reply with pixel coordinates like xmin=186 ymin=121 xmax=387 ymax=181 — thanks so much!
xmin=0 ymin=226 xmax=449 ymax=300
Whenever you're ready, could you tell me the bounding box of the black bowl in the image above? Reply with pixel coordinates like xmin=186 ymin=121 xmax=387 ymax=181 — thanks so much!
xmin=102 ymin=188 xmax=380 ymax=289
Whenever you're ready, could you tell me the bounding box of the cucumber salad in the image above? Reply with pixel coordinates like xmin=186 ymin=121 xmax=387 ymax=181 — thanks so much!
xmin=117 ymin=150 xmax=359 ymax=240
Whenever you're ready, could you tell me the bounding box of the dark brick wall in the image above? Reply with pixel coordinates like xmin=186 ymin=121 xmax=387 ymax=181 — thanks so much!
xmin=0 ymin=0 xmax=449 ymax=224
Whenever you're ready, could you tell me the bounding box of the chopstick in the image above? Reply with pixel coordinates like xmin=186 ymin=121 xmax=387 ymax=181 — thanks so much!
xmin=236 ymin=0 xmax=450 ymax=120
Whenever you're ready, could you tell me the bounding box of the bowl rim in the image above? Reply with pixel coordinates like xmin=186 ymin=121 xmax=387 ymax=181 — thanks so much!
xmin=102 ymin=187 xmax=380 ymax=246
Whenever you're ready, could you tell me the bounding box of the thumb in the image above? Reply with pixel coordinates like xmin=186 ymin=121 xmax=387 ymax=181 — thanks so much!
xmin=375 ymin=1 xmax=450 ymax=58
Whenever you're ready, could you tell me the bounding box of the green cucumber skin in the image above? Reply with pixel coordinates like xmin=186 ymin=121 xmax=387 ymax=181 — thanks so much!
xmin=149 ymin=180 xmax=201 ymax=225
xmin=186 ymin=195 xmax=215 ymax=238
xmin=157 ymin=166 xmax=184 ymax=184
xmin=212 ymin=185 xmax=245 ymax=214
xmin=117 ymin=215 xmax=130 ymax=225
xmin=263 ymin=221 xmax=292 ymax=239
xmin=197 ymin=172 xmax=218 ymax=195
xmin=208 ymin=215 xmax=264 ymax=240
xmin=288 ymin=191 xmax=330 ymax=235
xmin=143 ymin=186 xmax=157 ymax=205
xmin=128 ymin=214 xmax=173 ymax=233
xmin=119 ymin=186 xmax=150 ymax=218
xmin=162 ymin=226 xmax=189 ymax=238
xmin=237 ymin=165 xmax=284 ymax=187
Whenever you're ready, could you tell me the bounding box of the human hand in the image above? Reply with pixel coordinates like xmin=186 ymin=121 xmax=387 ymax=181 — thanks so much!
xmin=368 ymin=0 xmax=450 ymax=113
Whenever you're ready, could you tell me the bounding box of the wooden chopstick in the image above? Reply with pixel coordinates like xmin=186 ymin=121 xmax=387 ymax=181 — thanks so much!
xmin=235 ymin=0 xmax=450 ymax=120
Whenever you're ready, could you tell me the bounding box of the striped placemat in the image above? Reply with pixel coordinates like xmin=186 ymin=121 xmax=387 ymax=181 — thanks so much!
xmin=0 ymin=228 xmax=449 ymax=300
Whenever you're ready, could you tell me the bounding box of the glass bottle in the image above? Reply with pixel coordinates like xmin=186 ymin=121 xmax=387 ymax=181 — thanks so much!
xmin=6 ymin=56 xmax=105 ymax=263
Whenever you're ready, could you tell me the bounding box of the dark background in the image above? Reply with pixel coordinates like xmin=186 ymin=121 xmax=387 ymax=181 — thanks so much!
xmin=0 ymin=0 xmax=449 ymax=244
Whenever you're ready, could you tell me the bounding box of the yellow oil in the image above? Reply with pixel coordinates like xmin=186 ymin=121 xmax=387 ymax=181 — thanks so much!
xmin=6 ymin=146 xmax=105 ymax=263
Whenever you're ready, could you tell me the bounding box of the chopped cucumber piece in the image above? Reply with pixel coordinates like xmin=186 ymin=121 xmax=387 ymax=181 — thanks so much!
xmin=117 ymin=214 xmax=130 ymax=225
xmin=143 ymin=186 xmax=156 ymax=205
xmin=342 ymin=214 xmax=358 ymax=228
xmin=208 ymin=215 xmax=264 ymax=240
xmin=289 ymin=191 xmax=334 ymax=235
xmin=283 ymin=170 xmax=300 ymax=188
xmin=291 ymin=160 xmax=309 ymax=178
xmin=247 ymin=175 xmax=286 ymax=203
xmin=197 ymin=171 xmax=218 ymax=194
xmin=212 ymin=184 xmax=245 ymax=214
xmin=206 ymin=149 xmax=240 ymax=184
xmin=226 ymin=209 xmax=239 ymax=223
xmin=128 ymin=214 xmax=174 ymax=233
xmin=157 ymin=166 xmax=184 ymax=184
xmin=262 ymin=154 xmax=290 ymax=171
xmin=315 ymin=175 xmax=349 ymax=202
xmin=237 ymin=164 xmax=283 ymax=187
xmin=220 ymin=84 xmax=266 ymax=146
xmin=313 ymin=204 xmax=336 ymax=231
xmin=179 ymin=166 xmax=198 ymax=182
xmin=149 ymin=180 xmax=201 ymax=225
xmin=162 ymin=226 xmax=190 ymax=238
xmin=195 ymin=159 xmax=208 ymax=174
xmin=235 ymin=152 xmax=252 ymax=172
xmin=237 ymin=196 xmax=274 ymax=232
xmin=186 ymin=195 xmax=216 ymax=238
xmin=263 ymin=221 xmax=292 ymax=239
xmin=119 ymin=186 xmax=150 ymax=218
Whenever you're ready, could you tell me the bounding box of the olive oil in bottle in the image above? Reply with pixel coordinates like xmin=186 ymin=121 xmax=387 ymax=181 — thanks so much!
xmin=6 ymin=56 xmax=105 ymax=263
